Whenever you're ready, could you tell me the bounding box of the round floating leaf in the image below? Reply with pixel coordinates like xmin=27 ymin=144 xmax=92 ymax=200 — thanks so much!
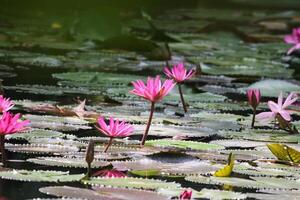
xmin=0 ymin=170 xmax=83 ymax=182
xmin=158 ymin=188 xmax=247 ymax=200
xmin=234 ymin=163 xmax=294 ymax=177
xmin=220 ymin=129 xmax=300 ymax=143
xmin=6 ymin=144 xmax=79 ymax=155
xmin=146 ymin=139 xmax=224 ymax=151
xmin=27 ymin=157 xmax=110 ymax=168
xmin=133 ymin=124 xmax=214 ymax=138
xmin=40 ymin=186 xmax=170 ymax=200
xmin=242 ymin=79 xmax=300 ymax=97
xmin=82 ymin=177 xmax=181 ymax=190
xmin=39 ymin=186 xmax=109 ymax=200
xmin=25 ymin=114 xmax=91 ymax=132
xmin=210 ymin=139 xmax=266 ymax=148
xmin=185 ymin=175 xmax=300 ymax=189
xmin=6 ymin=128 xmax=75 ymax=142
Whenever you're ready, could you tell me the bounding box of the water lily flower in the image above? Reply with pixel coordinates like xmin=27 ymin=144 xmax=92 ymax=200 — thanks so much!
xmin=256 ymin=92 xmax=297 ymax=124
xmin=92 ymin=169 xmax=127 ymax=178
xmin=164 ymin=63 xmax=195 ymax=113
xmin=0 ymin=95 xmax=14 ymax=113
xmin=130 ymin=76 xmax=175 ymax=146
xmin=246 ymin=89 xmax=261 ymax=128
xmin=284 ymin=28 xmax=300 ymax=55
xmin=180 ymin=189 xmax=192 ymax=200
xmin=96 ymin=117 xmax=134 ymax=153
xmin=0 ymin=112 xmax=30 ymax=166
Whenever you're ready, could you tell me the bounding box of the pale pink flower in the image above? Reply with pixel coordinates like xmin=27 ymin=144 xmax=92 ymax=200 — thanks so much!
xmin=96 ymin=117 xmax=133 ymax=152
xmin=130 ymin=76 xmax=175 ymax=102
xmin=256 ymin=92 xmax=297 ymax=124
xmin=247 ymin=89 xmax=261 ymax=109
xmin=0 ymin=112 xmax=30 ymax=135
xmin=180 ymin=189 xmax=192 ymax=200
xmin=284 ymin=28 xmax=300 ymax=55
xmin=0 ymin=96 xmax=14 ymax=113
xmin=164 ymin=63 xmax=195 ymax=83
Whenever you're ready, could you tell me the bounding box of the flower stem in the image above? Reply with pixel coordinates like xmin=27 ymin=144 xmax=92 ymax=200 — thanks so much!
xmin=178 ymin=84 xmax=187 ymax=113
xmin=0 ymin=135 xmax=6 ymax=167
xmin=251 ymin=108 xmax=256 ymax=128
xmin=104 ymin=137 xmax=113 ymax=153
xmin=141 ymin=102 xmax=155 ymax=146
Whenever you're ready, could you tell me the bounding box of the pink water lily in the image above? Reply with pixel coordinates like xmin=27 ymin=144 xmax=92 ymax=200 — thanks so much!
xmin=164 ymin=63 xmax=196 ymax=113
xmin=247 ymin=89 xmax=261 ymax=128
xmin=0 ymin=112 xmax=30 ymax=135
xmin=130 ymin=76 xmax=175 ymax=146
xmin=0 ymin=96 xmax=14 ymax=113
xmin=96 ymin=117 xmax=134 ymax=152
xmin=130 ymin=76 xmax=175 ymax=103
xmin=284 ymin=28 xmax=300 ymax=55
xmin=256 ymin=92 xmax=297 ymax=124
xmin=93 ymin=169 xmax=127 ymax=178
xmin=180 ymin=189 xmax=192 ymax=200
xmin=164 ymin=63 xmax=195 ymax=83
xmin=0 ymin=112 xmax=30 ymax=166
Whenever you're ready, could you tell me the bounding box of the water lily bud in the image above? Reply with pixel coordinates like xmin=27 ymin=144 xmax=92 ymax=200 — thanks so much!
xmin=247 ymin=89 xmax=261 ymax=109
xmin=85 ymin=140 xmax=94 ymax=165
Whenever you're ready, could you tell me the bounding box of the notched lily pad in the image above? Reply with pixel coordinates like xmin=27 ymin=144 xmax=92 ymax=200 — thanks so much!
xmin=0 ymin=170 xmax=83 ymax=182
xmin=82 ymin=177 xmax=181 ymax=190
xmin=6 ymin=144 xmax=79 ymax=155
xmin=27 ymin=157 xmax=110 ymax=168
xmin=146 ymin=139 xmax=225 ymax=151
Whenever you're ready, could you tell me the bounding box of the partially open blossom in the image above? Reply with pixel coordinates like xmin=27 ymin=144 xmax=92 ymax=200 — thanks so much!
xmin=164 ymin=63 xmax=195 ymax=83
xmin=130 ymin=76 xmax=175 ymax=102
xmin=247 ymin=89 xmax=261 ymax=109
xmin=92 ymin=169 xmax=127 ymax=178
xmin=180 ymin=189 xmax=192 ymax=200
xmin=0 ymin=96 xmax=14 ymax=113
xmin=284 ymin=28 xmax=300 ymax=55
xmin=0 ymin=112 xmax=30 ymax=135
xmin=256 ymin=92 xmax=297 ymax=124
xmin=96 ymin=117 xmax=133 ymax=152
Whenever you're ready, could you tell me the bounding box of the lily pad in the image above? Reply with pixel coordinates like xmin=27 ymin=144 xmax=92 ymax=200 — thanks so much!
xmin=27 ymin=157 xmax=110 ymax=168
xmin=0 ymin=170 xmax=83 ymax=182
xmin=146 ymin=139 xmax=225 ymax=151
xmin=82 ymin=177 xmax=181 ymax=190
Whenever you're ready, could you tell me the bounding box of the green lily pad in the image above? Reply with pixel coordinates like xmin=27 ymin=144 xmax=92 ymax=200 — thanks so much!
xmin=82 ymin=177 xmax=181 ymax=190
xmin=0 ymin=170 xmax=83 ymax=182
xmin=146 ymin=139 xmax=225 ymax=151
xmin=27 ymin=157 xmax=110 ymax=168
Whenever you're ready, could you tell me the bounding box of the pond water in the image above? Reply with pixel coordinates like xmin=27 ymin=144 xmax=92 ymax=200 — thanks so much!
xmin=1 ymin=0 xmax=300 ymax=199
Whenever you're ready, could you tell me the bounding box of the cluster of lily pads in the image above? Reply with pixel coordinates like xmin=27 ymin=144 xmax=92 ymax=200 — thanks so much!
xmin=2 ymin=4 xmax=300 ymax=200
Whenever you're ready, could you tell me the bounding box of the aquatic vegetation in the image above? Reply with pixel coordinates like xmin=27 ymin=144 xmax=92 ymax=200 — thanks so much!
xmin=247 ymin=89 xmax=261 ymax=128
xmin=130 ymin=76 xmax=175 ymax=146
xmin=0 ymin=112 xmax=29 ymax=166
xmin=2 ymin=2 xmax=300 ymax=199
xmin=267 ymin=143 xmax=300 ymax=163
xmin=0 ymin=96 xmax=14 ymax=113
xmin=164 ymin=63 xmax=196 ymax=112
xmin=256 ymin=92 xmax=297 ymax=128
xmin=96 ymin=117 xmax=134 ymax=152
xmin=213 ymin=153 xmax=234 ymax=177
xmin=179 ymin=189 xmax=192 ymax=200
xmin=284 ymin=27 xmax=300 ymax=55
